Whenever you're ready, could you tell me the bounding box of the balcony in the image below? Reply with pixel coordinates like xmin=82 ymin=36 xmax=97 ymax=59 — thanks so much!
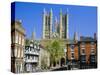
xmin=25 ymin=59 xmax=38 ymax=63
xmin=25 ymin=51 xmax=39 ymax=55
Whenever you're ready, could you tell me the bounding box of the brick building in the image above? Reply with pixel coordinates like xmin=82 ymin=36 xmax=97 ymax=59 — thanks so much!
xmin=79 ymin=34 xmax=97 ymax=69
xmin=66 ymin=33 xmax=97 ymax=69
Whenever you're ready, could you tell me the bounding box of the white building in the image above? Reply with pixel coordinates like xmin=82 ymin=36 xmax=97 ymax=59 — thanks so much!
xmin=24 ymin=41 xmax=40 ymax=72
xmin=39 ymin=45 xmax=50 ymax=70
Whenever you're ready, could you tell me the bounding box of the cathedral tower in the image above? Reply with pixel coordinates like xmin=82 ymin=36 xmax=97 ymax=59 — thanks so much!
xmin=42 ymin=8 xmax=53 ymax=39
xmin=50 ymin=8 xmax=53 ymax=39
xmin=42 ymin=8 xmax=46 ymax=39
xmin=59 ymin=9 xmax=63 ymax=39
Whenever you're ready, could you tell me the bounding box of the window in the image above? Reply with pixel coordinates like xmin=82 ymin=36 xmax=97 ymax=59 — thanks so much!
xmin=15 ymin=32 xmax=18 ymax=43
xmin=26 ymin=64 xmax=32 ymax=71
xmin=15 ymin=47 xmax=18 ymax=57
xmin=82 ymin=42 xmax=85 ymax=45
xmin=71 ymin=53 xmax=74 ymax=59
xmin=81 ymin=56 xmax=86 ymax=63
xmin=20 ymin=48 xmax=23 ymax=58
xmin=22 ymin=36 xmax=24 ymax=46
xmin=18 ymin=48 xmax=20 ymax=58
xmin=71 ymin=45 xmax=74 ymax=49
xmin=81 ymin=42 xmax=85 ymax=47
xmin=91 ymin=42 xmax=94 ymax=45
xmin=81 ymin=49 xmax=85 ymax=55
xmin=91 ymin=42 xmax=95 ymax=49
xmin=90 ymin=55 xmax=95 ymax=63
xmin=70 ymin=45 xmax=74 ymax=52
xmin=19 ymin=34 xmax=21 ymax=44
xmin=30 ymin=47 xmax=32 ymax=51
xmin=32 ymin=56 xmax=34 ymax=60
xmin=18 ymin=63 xmax=23 ymax=72
xmin=34 ymin=44 xmax=37 ymax=49
xmin=31 ymin=48 xmax=34 ymax=52
xmin=91 ymin=49 xmax=95 ymax=54
xmin=28 ymin=56 xmax=30 ymax=59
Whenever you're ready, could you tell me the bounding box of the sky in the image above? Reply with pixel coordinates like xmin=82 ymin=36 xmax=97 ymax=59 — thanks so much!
xmin=11 ymin=2 xmax=97 ymax=40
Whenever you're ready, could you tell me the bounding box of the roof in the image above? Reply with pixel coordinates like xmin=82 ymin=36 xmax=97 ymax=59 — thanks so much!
xmin=11 ymin=20 xmax=25 ymax=35
xmin=80 ymin=36 xmax=96 ymax=42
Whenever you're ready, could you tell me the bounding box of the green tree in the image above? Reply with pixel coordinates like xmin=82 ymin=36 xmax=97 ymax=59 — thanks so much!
xmin=25 ymin=38 xmax=30 ymax=46
xmin=46 ymin=39 xmax=64 ymax=67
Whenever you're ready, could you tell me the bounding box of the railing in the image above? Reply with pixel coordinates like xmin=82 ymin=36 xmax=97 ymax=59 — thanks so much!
xmin=25 ymin=51 xmax=39 ymax=55
xmin=25 ymin=59 xmax=38 ymax=63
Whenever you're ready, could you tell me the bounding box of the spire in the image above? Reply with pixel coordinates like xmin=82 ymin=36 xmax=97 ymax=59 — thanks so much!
xmin=60 ymin=8 xmax=62 ymax=39
xmin=67 ymin=8 xmax=69 ymax=38
xmin=43 ymin=8 xmax=46 ymax=39
xmin=60 ymin=8 xmax=62 ymax=14
xmin=31 ymin=26 xmax=36 ymax=42
xmin=54 ymin=16 xmax=58 ymax=32
xmin=50 ymin=8 xmax=52 ymax=14
xmin=31 ymin=32 xmax=34 ymax=41
xmin=67 ymin=8 xmax=69 ymax=13
xmin=43 ymin=8 xmax=46 ymax=14
xmin=74 ymin=32 xmax=78 ymax=43
xmin=50 ymin=8 xmax=53 ymax=39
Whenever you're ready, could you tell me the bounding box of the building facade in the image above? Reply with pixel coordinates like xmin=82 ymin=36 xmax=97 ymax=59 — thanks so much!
xmin=79 ymin=35 xmax=97 ymax=69
xmin=66 ymin=33 xmax=97 ymax=69
xmin=39 ymin=45 xmax=50 ymax=70
xmin=42 ymin=8 xmax=69 ymax=39
xmin=11 ymin=20 xmax=25 ymax=73
xmin=67 ymin=32 xmax=79 ymax=69
xmin=24 ymin=40 xmax=40 ymax=72
xmin=67 ymin=42 xmax=79 ymax=64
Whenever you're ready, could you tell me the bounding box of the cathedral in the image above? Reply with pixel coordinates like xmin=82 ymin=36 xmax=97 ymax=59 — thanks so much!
xmin=42 ymin=8 xmax=69 ymax=39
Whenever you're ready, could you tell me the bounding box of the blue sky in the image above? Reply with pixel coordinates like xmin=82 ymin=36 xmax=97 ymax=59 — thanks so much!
xmin=11 ymin=2 xmax=97 ymax=40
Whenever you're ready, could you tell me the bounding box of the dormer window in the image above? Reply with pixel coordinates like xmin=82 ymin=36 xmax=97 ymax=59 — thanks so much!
xmin=81 ymin=49 xmax=85 ymax=55
xmin=70 ymin=45 xmax=74 ymax=52
xmin=71 ymin=45 xmax=74 ymax=49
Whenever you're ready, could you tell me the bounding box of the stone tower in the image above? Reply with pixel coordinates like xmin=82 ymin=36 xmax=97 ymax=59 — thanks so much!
xmin=59 ymin=8 xmax=63 ymax=39
xmin=73 ymin=32 xmax=78 ymax=43
xmin=42 ymin=8 xmax=53 ymax=39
